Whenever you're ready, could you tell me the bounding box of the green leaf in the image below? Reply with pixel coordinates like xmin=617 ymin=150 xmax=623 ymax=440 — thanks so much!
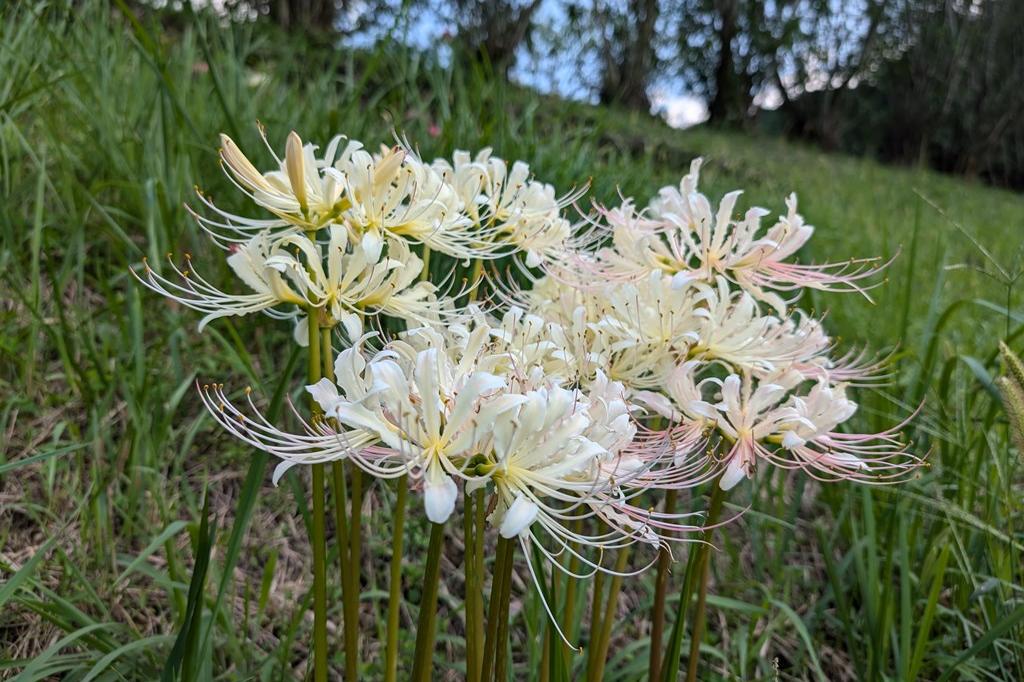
xmin=12 ymin=623 xmax=111 ymax=682
xmin=162 ymin=492 xmax=217 ymax=681
xmin=116 ymin=521 xmax=189 ymax=586
xmin=81 ymin=634 xmax=174 ymax=682
xmin=0 ymin=442 xmax=87 ymax=476
xmin=960 ymin=355 xmax=1000 ymax=401
xmin=935 ymin=604 xmax=1024 ymax=682
xmin=0 ymin=536 xmax=57 ymax=609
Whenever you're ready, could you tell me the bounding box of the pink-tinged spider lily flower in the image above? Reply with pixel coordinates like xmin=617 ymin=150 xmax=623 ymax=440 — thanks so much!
xmin=630 ymin=361 xmax=722 ymax=491
xmin=709 ymin=373 xmax=923 ymax=490
xmin=567 ymin=158 xmax=890 ymax=315
xmin=649 ymin=160 xmax=891 ymax=314
xmin=722 ymin=194 xmax=892 ymax=315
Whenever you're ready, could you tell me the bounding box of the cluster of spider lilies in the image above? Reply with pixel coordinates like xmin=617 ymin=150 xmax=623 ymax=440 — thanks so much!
xmin=135 ymin=127 xmax=923 ymax=681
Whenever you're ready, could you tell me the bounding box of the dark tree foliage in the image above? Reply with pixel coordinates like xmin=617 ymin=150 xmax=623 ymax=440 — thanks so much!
xmin=255 ymin=0 xmax=349 ymax=36
xmin=759 ymin=0 xmax=1024 ymax=188
xmin=131 ymin=0 xmax=1024 ymax=187
xmin=450 ymin=0 xmax=546 ymax=74
xmin=849 ymin=0 xmax=1024 ymax=187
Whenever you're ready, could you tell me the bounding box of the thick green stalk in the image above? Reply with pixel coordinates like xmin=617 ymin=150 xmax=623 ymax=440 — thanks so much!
xmin=493 ymin=538 xmax=516 ymax=682
xmin=473 ymin=488 xmax=486 ymax=672
xmin=307 ymin=311 xmax=328 ymax=682
xmin=331 ymin=461 xmax=356 ymax=679
xmin=684 ymin=483 xmax=727 ymax=682
xmin=411 ymin=521 xmax=447 ymax=682
xmin=585 ymin=564 xmax=606 ymax=677
xmin=482 ymin=536 xmax=513 ymax=682
xmin=464 ymin=491 xmax=480 ymax=682
xmin=321 ymin=326 xmax=358 ymax=681
xmin=540 ymin=624 xmax=551 ymax=682
xmin=648 ymin=488 xmax=678 ymax=681
xmin=588 ymin=547 xmax=631 ymax=682
xmin=468 ymin=259 xmax=484 ymax=303
xmin=660 ymin=481 xmax=725 ymax=682
xmin=384 ymin=474 xmax=408 ymax=682
xmin=348 ymin=465 xmax=364 ymax=639
xmin=560 ymin=517 xmax=581 ymax=659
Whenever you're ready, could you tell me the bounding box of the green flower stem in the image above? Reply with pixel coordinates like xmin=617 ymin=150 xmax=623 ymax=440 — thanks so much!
xmin=493 ymin=537 xmax=516 ymax=682
xmin=684 ymin=483 xmax=727 ymax=682
xmin=384 ymin=473 xmax=408 ymax=682
xmin=560 ymin=517 xmax=581 ymax=658
xmin=464 ymin=491 xmax=481 ymax=682
xmin=482 ymin=536 xmax=514 ymax=682
xmin=648 ymin=488 xmax=678 ymax=681
xmin=468 ymin=259 xmax=484 ymax=303
xmin=588 ymin=546 xmax=631 ymax=682
xmin=331 ymin=461 xmax=357 ymax=679
xmin=307 ymin=311 xmax=328 ymax=682
xmin=585 ymin=563 xmax=606 ymax=677
xmin=540 ymin=624 xmax=551 ymax=682
xmin=320 ymin=325 xmax=358 ymax=681
xmin=411 ymin=521 xmax=447 ymax=682
xmin=420 ymin=245 xmax=432 ymax=282
xmin=348 ymin=464 xmax=363 ymax=630
xmin=473 ymin=488 xmax=486 ymax=671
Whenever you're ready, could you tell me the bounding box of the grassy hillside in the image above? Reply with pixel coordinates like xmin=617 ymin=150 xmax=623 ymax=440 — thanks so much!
xmin=2 ymin=2 xmax=1023 ymax=680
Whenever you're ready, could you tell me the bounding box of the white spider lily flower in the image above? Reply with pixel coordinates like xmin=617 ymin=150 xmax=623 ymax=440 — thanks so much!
xmin=687 ymin=278 xmax=830 ymax=372
xmin=320 ymin=337 xmax=522 ymax=522
xmin=499 ymin=494 xmax=541 ymax=538
xmin=133 ymin=234 xmax=307 ymax=333
xmin=483 ymin=381 xmax=658 ymax=549
xmin=198 ymin=382 xmax=377 ymax=485
xmin=401 ymin=301 xmax=613 ymax=391
xmin=522 ymin=275 xmax=684 ymax=389
xmin=424 ymin=465 xmax=460 ymax=524
xmin=431 ymin=148 xmax=587 ymax=266
xmin=588 ymin=272 xmax=702 ymax=372
xmin=342 ymin=145 xmax=495 ymax=263
xmin=135 ymin=227 xmax=450 ymax=341
xmin=196 ymin=130 xmax=353 ymax=241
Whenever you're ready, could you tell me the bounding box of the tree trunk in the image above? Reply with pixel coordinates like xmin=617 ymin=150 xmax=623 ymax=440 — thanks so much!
xmin=599 ymin=0 xmax=659 ymax=111
xmin=267 ymin=0 xmax=338 ymax=36
xmin=708 ymin=0 xmax=747 ymax=125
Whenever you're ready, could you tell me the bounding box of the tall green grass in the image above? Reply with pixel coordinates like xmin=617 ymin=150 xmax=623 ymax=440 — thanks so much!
xmin=1 ymin=1 xmax=1022 ymax=679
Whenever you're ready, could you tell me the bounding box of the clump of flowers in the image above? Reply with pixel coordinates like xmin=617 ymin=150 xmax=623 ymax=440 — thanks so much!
xmin=137 ymin=127 xmax=922 ymax=681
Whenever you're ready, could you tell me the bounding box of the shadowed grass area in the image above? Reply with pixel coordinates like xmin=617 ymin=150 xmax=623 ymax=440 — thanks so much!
xmin=1 ymin=2 xmax=1023 ymax=680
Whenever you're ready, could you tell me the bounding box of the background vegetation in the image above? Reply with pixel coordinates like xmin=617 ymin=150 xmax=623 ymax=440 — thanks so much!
xmin=1 ymin=1 xmax=1023 ymax=680
xmin=241 ymin=0 xmax=1024 ymax=190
